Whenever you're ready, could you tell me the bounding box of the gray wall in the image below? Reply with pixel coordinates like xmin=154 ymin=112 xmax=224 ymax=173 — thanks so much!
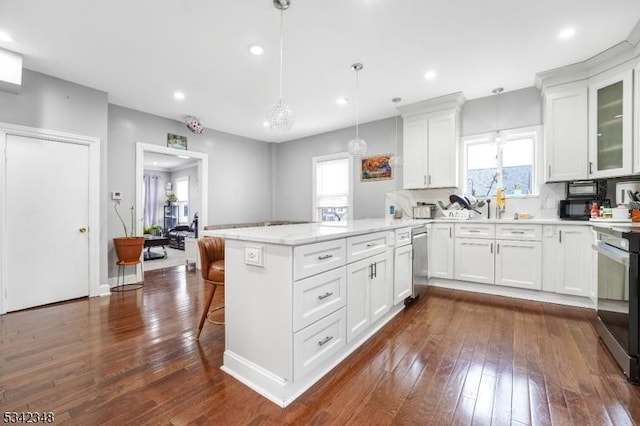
xmin=273 ymin=116 xmax=403 ymax=221
xmin=0 ymin=69 xmax=110 ymax=288
xmin=461 ymin=86 xmax=542 ymax=136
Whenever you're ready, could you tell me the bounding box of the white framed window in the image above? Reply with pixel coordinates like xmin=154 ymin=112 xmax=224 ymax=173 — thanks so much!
xmin=312 ymin=152 xmax=353 ymax=222
xmin=175 ymin=176 xmax=189 ymax=224
xmin=462 ymin=125 xmax=542 ymax=198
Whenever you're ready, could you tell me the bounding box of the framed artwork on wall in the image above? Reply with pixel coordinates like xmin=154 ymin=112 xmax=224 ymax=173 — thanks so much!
xmin=167 ymin=133 xmax=187 ymax=150
xmin=361 ymin=154 xmax=393 ymax=181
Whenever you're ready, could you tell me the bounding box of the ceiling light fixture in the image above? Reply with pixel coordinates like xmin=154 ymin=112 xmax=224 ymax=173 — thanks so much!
xmin=558 ymin=27 xmax=576 ymax=40
xmin=173 ymin=91 xmax=185 ymax=100
xmin=266 ymin=0 xmax=294 ymax=131
xmin=347 ymin=63 xmax=367 ymax=157
xmin=262 ymin=121 xmax=270 ymax=127
xmin=491 ymin=87 xmax=504 ymax=142
xmin=0 ymin=32 xmax=14 ymax=43
xmin=248 ymin=44 xmax=264 ymax=56
xmin=390 ymin=97 xmax=403 ymax=168
xmin=336 ymin=97 xmax=349 ymax=105
xmin=424 ymin=70 xmax=437 ymax=80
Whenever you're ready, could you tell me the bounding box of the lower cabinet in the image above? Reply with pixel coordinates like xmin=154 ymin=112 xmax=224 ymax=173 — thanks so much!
xmin=346 ymin=251 xmax=392 ymax=343
xmin=429 ymin=223 xmax=454 ymax=279
xmin=494 ymin=240 xmax=542 ymax=290
xmin=542 ymin=225 xmax=591 ymax=296
xmin=393 ymin=244 xmax=412 ymax=305
xmin=454 ymin=238 xmax=494 ymax=284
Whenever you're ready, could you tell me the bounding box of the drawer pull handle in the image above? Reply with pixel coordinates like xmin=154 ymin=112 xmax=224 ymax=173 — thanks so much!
xmin=366 ymin=242 xmax=377 ymax=247
xmin=468 ymin=229 xmax=481 ymax=233
xmin=318 ymin=292 xmax=333 ymax=300
xmin=317 ymin=254 xmax=333 ymax=260
xmin=510 ymin=231 xmax=525 ymax=234
xmin=318 ymin=336 xmax=333 ymax=346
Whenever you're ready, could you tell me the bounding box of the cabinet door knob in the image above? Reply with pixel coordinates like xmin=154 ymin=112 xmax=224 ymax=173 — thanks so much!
xmin=79 ymin=226 xmax=87 ymax=233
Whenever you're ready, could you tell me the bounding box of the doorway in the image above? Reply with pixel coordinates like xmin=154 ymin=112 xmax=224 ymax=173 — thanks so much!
xmin=0 ymin=123 xmax=101 ymax=314
xmin=135 ymin=143 xmax=208 ymax=270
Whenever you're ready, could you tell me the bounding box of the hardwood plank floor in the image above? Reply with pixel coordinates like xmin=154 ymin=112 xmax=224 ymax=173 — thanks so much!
xmin=1 ymin=266 xmax=640 ymax=425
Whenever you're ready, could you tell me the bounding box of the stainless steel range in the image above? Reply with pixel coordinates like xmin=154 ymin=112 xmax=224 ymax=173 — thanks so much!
xmin=593 ymin=225 xmax=640 ymax=384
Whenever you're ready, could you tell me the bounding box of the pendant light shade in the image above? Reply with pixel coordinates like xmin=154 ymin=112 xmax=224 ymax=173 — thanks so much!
xmin=347 ymin=63 xmax=367 ymax=157
xmin=266 ymin=0 xmax=294 ymax=131
xmin=390 ymin=97 xmax=403 ymax=167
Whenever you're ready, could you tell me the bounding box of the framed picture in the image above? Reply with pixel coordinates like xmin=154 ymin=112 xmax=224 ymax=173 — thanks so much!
xmin=167 ymin=133 xmax=187 ymax=150
xmin=361 ymin=154 xmax=393 ymax=181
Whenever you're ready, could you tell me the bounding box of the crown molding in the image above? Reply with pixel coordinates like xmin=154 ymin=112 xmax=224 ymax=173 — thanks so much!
xmin=399 ymin=92 xmax=466 ymax=118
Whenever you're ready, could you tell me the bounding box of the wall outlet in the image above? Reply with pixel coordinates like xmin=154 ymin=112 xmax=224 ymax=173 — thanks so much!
xmin=111 ymin=191 xmax=122 ymax=200
xmin=545 ymin=198 xmax=556 ymax=209
xmin=244 ymin=245 xmax=264 ymax=267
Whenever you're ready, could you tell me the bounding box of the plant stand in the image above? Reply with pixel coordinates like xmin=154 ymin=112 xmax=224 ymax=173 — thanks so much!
xmin=112 ymin=259 xmax=144 ymax=292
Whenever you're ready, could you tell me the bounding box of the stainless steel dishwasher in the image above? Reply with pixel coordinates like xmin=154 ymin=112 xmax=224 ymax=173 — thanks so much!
xmin=405 ymin=225 xmax=428 ymax=306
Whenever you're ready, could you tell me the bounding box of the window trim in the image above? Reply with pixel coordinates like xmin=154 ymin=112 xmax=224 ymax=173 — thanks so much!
xmin=461 ymin=125 xmax=542 ymax=199
xmin=311 ymin=152 xmax=353 ymax=222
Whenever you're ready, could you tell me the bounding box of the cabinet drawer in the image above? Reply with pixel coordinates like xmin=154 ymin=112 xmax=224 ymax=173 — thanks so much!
xmin=346 ymin=231 xmax=391 ymax=264
xmin=496 ymin=224 xmax=542 ymax=241
xmin=293 ymin=267 xmax=346 ymax=332
xmin=394 ymin=227 xmax=412 ymax=247
xmin=294 ymin=239 xmax=346 ymax=280
xmin=294 ymin=307 xmax=346 ymax=381
xmin=454 ymin=223 xmax=495 ymax=239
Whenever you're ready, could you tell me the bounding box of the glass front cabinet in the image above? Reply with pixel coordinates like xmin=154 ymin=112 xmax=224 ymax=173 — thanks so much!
xmin=588 ymin=69 xmax=633 ymax=178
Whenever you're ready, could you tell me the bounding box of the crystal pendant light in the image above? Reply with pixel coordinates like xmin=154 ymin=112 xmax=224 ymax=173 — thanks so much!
xmin=390 ymin=97 xmax=403 ymax=167
xmin=266 ymin=0 xmax=294 ymax=131
xmin=347 ymin=63 xmax=367 ymax=156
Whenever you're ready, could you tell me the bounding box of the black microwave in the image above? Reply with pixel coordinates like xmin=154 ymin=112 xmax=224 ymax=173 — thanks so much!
xmin=566 ymin=179 xmax=607 ymax=199
xmin=559 ymin=198 xmax=609 ymax=220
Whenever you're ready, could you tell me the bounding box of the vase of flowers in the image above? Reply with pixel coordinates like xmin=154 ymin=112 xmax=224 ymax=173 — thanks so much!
xmin=113 ymin=200 xmax=144 ymax=263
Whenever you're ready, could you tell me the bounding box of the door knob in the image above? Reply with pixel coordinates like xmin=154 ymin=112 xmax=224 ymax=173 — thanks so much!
xmin=79 ymin=226 xmax=87 ymax=233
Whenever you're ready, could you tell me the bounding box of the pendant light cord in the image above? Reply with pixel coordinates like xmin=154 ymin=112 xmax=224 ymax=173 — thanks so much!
xmin=355 ymin=69 xmax=359 ymax=140
xmin=278 ymin=9 xmax=284 ymax=102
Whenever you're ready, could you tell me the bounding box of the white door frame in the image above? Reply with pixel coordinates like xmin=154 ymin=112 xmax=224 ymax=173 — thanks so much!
xmin=135 ymin=142 xmax=208 ymax=242
xmin=0 ymin=122 xmax=101 ymax=315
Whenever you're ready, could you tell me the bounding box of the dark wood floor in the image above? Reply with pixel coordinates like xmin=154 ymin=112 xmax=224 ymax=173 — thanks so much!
xmin=2 ymin=267 xmax=640 ymax=425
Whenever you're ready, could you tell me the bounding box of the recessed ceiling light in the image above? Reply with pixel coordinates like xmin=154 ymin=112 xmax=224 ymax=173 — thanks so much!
xmin=173 ymin=91 xmax=185 ymax=100
xmin=249 ymin=45 xmax=264 ymax=56
xmin=558 ymin=27 xmax=576 ymax=40
xmin=0 ymin=32 xmax=14 ymax=43
xmin=262 ymin=121 xmax=270 ymax=127
xmin=336 ymin=97 xmax=349 ymax=105
xmin=424 ymin=71 xmax=437 ymax=80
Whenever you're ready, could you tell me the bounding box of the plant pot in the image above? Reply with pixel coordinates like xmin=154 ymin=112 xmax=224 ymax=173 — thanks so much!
xmin=113 ymin=236 xmax=145 ymax=263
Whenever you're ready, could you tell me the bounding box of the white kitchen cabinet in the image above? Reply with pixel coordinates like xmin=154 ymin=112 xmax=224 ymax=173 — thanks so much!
xmin=393 ymin=243 xmax=412 ymax=305
xmin=346 ymin=251 xmax=392 ymax=343
xmin=588 ymin=69 xmax=633 ymax=178
xmin=454 ymin=237 xmax=494 ymax=284
xmin=400 ymin=93 xmax=464 ymax=189
xmin=542 ymin=225 xmax=591 ymax=297
xmin=634 ymin=64 xmax=640 ymax=173
xmin=429 ymin=223 xmax=454 ymax=279
xmin=494 ymin=240 xmax=542 ymax=290
xmin=543 ymin=83 xmax=589 ymax=182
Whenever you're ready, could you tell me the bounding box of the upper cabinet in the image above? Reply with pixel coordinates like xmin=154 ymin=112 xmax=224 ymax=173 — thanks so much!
xmin=588 ymin=69 xmax=633 ymax=178
xmin=400 ymin=93 xmax=464 ymax=190
xmin=543 ymin=82 xmax=589 ymax=182
xmin=635 ymin=64 xmax=640 ymax=173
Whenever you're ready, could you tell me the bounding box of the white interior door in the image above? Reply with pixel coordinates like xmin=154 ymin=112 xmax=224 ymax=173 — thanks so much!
xmin=5 ymin=134 xmax=90 ymax=311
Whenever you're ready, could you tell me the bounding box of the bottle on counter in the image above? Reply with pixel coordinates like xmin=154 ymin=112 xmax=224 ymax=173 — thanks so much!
xmin=591 ymin=201 xmax=600 ymax=219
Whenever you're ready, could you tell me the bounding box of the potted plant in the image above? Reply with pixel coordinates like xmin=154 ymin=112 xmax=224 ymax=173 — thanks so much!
xmin=113 ymin=200 xmax=145 ymax=263
xmin=167 ymin=192 xmax=178 ymax=205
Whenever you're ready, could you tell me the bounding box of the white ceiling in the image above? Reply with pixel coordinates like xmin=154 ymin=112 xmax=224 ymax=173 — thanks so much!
xmin=1 ymin=1 xmax=639 ymax=143
xmin=144 ymin=152 xmax=198 ymax=171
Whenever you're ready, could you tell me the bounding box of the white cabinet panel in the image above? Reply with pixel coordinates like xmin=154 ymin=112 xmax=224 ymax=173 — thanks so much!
xmin=455 ymin=223 xmax=495 ymax=239
xmin=294 ymin=239 xmax=346 ymax=281
xmin=402 ymin=117 xmax=428 ymax=189
xmin=427 ymin=112 xmax=458 ymax=188
xmin=346 ymin=231 xmax=391 ymax=264
xmin=429 ymin=223 xmax=454 ymax=279
xmin=293 ymin=266 xmax=347 ymax=332
xmin=370 ymin=251 xmax=392 ymax=323
xmin=394 ymin=244 xmax=412 ymax=305
xmin=394 ymin=227 xmax=412 ymax=247
xmin=543 ymin=85 xmax=588 ymax=182
xmin=495 ymin=240 xmax=541 ymax=290
xmin=454 ymin=238 xmax=494 ymax=284
xmin=495 ymin=224 xmax=541 ymax=241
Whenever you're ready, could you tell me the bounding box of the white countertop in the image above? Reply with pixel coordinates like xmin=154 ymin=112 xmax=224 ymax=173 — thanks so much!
xmin=202 ymin=218 xmax=428 ymax=245
xmin=431 ymin=217 xmax=590 ymax=225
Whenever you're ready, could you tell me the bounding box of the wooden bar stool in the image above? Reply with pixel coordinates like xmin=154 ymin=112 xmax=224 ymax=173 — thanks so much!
xmin=196 ymin=237 xmax=225 ymax=339
xmin=112 ymin=259 xmax=144 ymax=292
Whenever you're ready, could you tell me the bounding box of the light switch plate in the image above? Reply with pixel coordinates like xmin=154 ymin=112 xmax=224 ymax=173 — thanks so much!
xmin=244 ymin=245 xmax=265 ymax=267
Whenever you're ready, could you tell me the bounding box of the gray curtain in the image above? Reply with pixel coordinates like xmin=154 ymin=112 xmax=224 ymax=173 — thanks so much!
xmin=143 ymin=175 xmax=159 ymax=228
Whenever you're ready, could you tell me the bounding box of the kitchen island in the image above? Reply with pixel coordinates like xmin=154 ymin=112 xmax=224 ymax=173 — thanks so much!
xmin=203 ymin=219 xmax=426 ymax=407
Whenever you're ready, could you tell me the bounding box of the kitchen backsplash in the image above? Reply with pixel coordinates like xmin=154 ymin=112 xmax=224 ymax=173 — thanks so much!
xmin=385 ymin=183 xmax=566 ymax=220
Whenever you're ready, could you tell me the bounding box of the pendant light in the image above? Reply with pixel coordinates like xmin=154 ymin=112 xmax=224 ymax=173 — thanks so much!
xmin=347 ymin=63 xmax=367 ymax=156
xmin=491 ymin=87 xmax=503 ymax=142
xmin=266 ymin=0 xmax=294 ymax=131
xmin=390 ymin=97 xmax=403 ymax=167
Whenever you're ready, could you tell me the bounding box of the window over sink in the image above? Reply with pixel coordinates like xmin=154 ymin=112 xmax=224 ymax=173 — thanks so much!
xmin=462 ymin=125 xmax=541 ymax=198
xmin=312 ymin=152 xmax=353 ymax=222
